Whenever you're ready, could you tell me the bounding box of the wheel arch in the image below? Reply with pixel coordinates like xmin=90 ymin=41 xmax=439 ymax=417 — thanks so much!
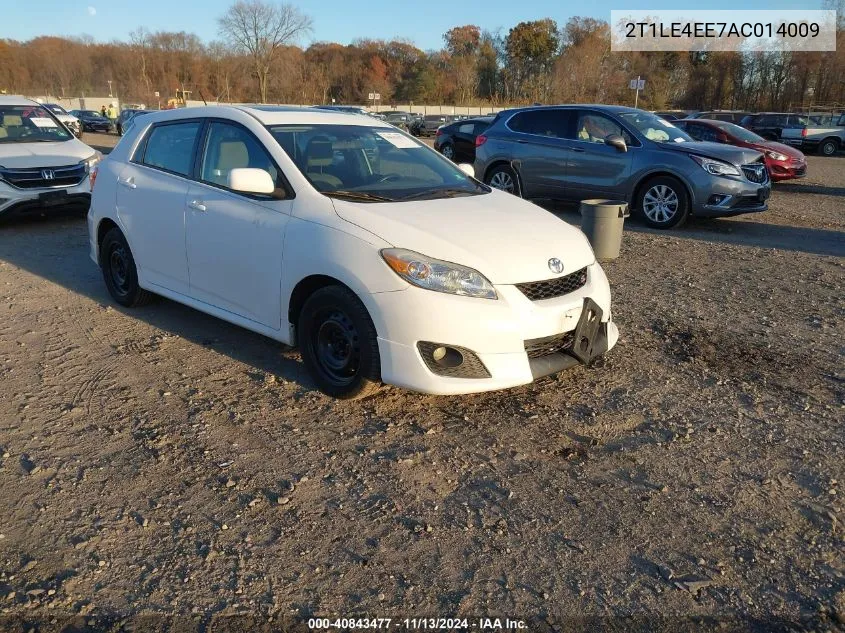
xmin=631 ymin=170 xmax=694 ymax=211
xmin=820 ymin=136 xmax=841 ymax=151
xmin=96 ymin=217 xmax=121 ymax=264
xmin=288 ymin=275 xmax=353 ymax=335
xmin=483 ymin=160 xmax=524 ymax=195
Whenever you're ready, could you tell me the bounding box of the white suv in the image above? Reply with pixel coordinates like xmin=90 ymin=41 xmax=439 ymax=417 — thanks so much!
xmin=88 ymin=106 xmax=617 ymax=398
xmin=0 ymin=96 xmax=101 ymax=218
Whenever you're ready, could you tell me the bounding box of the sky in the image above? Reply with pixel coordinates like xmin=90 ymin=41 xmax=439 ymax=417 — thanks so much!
xmin=0 ymin=0 xmax=827 ymax=51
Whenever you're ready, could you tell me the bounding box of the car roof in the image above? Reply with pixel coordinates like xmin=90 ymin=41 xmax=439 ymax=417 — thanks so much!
xmin=0 ymin=95 xmax=40 ymax=107
xmin=130 ymin=105 xmax=389 ymax=128
xmin=495 ymin=104 xmax=644 ymax=118
xmin=448 ymin=116 xmax=493 ymax=124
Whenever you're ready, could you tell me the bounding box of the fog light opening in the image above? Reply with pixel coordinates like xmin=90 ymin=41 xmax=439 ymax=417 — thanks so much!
xmin=431 ymin=346 xmax=463 ymax=368
xmin=708 ymin=194 xmax=729 ymax=206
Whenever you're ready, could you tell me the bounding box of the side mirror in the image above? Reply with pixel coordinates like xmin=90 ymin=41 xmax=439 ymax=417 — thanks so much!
xmin=228 ymin=168 xmax=275 ymax=195
xmin=606 ymin=134 xmax=627 ymax=152
xmin=457 ymin=163 xmax=475 ymax=178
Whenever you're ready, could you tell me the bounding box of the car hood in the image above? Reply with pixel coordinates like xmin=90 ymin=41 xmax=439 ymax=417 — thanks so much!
xmin=331 ymin=189 xmax=596 ymax=285
xmin=661 ymin=140 xmax=762 ymax=165
xmin=0 ymin=139 xmax=95 ymax=168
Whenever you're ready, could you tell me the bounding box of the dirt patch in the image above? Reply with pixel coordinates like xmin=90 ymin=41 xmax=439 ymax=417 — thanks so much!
xmin=0 ymin=156 xmax=842 ymax=631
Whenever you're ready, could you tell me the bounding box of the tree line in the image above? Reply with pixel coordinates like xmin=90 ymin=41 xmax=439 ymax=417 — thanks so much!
xmin=1 ymin=0 xmax=843 ymax=111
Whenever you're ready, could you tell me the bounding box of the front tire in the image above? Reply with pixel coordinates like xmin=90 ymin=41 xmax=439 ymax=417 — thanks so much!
xmin=298 ymin=286 xmax=382 ymax=400
xmin=485 ymin=164 xmax=521 ymax=197
xmin=637 ymin=176 xmax=689 ymax=229
xmin=100 ymin=228 xmax=154 ymax=307
xmin=818 ymin=138 xmax=839 ymax=156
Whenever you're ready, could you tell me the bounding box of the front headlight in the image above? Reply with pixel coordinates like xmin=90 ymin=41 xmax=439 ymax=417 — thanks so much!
xmin=690 ymin=154 xmax=741 ymax=178
xmin=765 ymin=150 xmax=787 ymax=161
xmin=80 ymin=151 xmax=103 ymax=173
xmin=381 ymin=248 xmax=498 ymax=299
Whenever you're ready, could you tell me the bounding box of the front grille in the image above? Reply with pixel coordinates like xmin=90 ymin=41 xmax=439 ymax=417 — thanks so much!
xmin=524 ymin=332 xmax=575 ymax=359
xmin=741 ymin=161 xmax=768 ymax=184
xmin=0 ymin=164 xmax=86 ymax=190
xmin=516 ymin=267 xmax=588 ymax=301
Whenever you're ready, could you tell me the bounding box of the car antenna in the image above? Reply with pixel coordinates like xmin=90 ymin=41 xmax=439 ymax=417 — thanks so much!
xmin=198 ymin=89 xmax=208 ymax=106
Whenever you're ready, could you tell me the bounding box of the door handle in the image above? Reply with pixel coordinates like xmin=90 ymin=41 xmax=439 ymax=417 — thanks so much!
xmin=188 ymin=199 xmax=207 ymax=212
xmin=570 ymin=147 xmax=585 ymax=153
xmin=118 ymin=177 xmax=136 ymax=189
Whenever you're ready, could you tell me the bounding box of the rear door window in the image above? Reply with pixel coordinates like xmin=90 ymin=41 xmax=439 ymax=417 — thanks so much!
xmin=141 ymin=121 xmax=202 ymax=177
xmin=507 ymin=110 xmax=570 ymax=138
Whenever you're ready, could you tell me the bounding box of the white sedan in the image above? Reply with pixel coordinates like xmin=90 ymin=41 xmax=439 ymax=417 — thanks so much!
xmin=88 ymin=106 xmax=618 ymax=398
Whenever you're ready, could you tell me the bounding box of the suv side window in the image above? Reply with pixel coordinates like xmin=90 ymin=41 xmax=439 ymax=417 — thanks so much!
xmin=140 ymin=121 xmax=202 ymax=177
xmin=507 ymin=110 xmax=570 ymax=138
xmin=573 ymin=111 xmax=634 ymax=145
xmin=199 ymin=121 xmax=279 ymax=190
xmin=457 ymin=122 xmax=475 ymax=135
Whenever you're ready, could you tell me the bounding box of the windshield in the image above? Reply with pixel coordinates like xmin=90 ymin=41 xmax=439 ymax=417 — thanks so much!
xmin=266 ymin=124 xmax=488 ymax=202
xmin=712 ymin=121 xmax=764 ymax=143
xmin=618 ymin=112 xmax=692 ymax=143
xmin=0 ymin=105 xmax=73 ymax=143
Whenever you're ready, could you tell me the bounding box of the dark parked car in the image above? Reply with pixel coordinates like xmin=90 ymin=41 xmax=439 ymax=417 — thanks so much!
xmin=69 ymin=109 xmax=113 ymax=133
xmin=116 ymin=109 xmax=151 ymax=136
xmin=380 ymin=110 xmax=412 ymax=129
xmin=675 ymin=119 xmax=807 ymax=182
xmin=474 ymin=105 xmax=771 ymax=230
xmin=415 ymin=114 xmax=454 ymax=137
xmin=434 ymin=116 xmax=493 ymax=163
xmin=740 ymin=112 xmax=809 ymax=140
xmin=685 ymin=110 xmax=752 ymax=124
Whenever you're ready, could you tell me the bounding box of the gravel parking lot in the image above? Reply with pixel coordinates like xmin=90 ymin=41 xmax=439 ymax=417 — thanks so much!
xmin=0 ymin=133 xmax=842 ymax=632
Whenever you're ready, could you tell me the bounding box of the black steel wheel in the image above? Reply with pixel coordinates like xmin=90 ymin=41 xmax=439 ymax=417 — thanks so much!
xmin=100 ymin=228 xmax=154 ymax=307
xmin=298 ymin=285 xmax=381 ymax=399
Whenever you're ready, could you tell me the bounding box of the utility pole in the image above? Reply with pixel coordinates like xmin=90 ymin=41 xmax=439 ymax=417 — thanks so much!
xmin=107 ymin=80 xmax=113 ymax=98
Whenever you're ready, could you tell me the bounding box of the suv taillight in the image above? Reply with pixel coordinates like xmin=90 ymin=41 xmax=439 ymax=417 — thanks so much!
xmin=89 ymin=165 xmax=98 ymax=191
xmin=435 ymin=128 xmax=443 ymax=137
xmin=801 ymin=128 xmax=808 ymax=137
xmin=475 ymin=134 xmax=488 ymax=147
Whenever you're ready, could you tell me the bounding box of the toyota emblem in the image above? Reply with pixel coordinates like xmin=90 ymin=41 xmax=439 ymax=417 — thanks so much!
xmin=548 ymin=258 xmax=564 ymax=274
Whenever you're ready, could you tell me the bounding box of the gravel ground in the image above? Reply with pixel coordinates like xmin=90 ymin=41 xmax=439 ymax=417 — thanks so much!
xmin=0 ymin=139 xmax=842 ymax=632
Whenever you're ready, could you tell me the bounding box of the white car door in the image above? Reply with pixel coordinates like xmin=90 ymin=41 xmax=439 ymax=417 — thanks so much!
xmin=115 ymin=120 xmax=203 ymax=295
xmin=185 ymin=120 xmax=292 ymax=329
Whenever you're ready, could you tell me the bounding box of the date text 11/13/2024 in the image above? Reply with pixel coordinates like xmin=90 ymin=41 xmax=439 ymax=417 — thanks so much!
xmin=308 ymin=617 xmax=528 ymax=630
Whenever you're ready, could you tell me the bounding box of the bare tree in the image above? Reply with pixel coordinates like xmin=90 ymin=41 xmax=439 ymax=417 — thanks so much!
xmin=218 ymin=0 xmax=312 ymax=103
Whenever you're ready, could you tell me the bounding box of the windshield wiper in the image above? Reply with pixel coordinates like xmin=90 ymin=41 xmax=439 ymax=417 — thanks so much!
xmin=324 ymin=190 xmax=394 ymax=202
xmin=400 ymin=187 xmax=477 ymax=201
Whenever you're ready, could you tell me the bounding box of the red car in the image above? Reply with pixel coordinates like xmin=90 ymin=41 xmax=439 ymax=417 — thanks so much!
xmin=676 ymin=119 xmax=807 ymax=182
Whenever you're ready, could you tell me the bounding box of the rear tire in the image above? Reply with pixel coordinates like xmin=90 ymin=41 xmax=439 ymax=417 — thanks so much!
xmin=298 ymin=286 xmax=382 ymax=400
xmin=636 ymin=175 xmax=689 ymax=229
xmin=818 ymin=138 xmax=839 ymax=156
xmin=440 ymin=142 xmax=455 ymax=161
xmin=485 ymin=164 xmax=521 ymax=197
xmin=100 ymin=228 xmax=154 ymax=307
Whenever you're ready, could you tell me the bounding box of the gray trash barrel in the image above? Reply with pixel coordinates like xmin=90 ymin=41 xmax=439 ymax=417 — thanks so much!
xmin=579 ymin=199 xmax=629 ymax=261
